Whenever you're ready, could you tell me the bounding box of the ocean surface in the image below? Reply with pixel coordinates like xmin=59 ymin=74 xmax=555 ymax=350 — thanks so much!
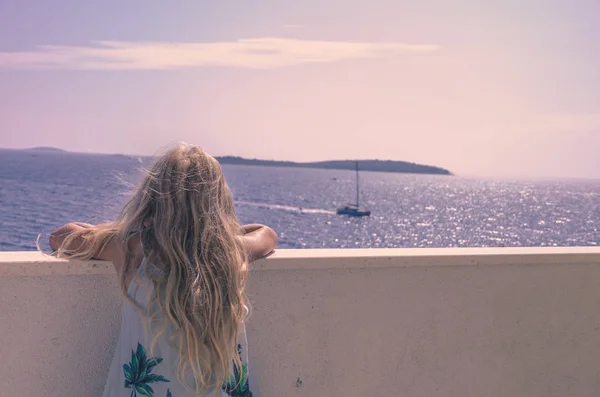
xmin=1 ymin=149 xmax=599 ymax=251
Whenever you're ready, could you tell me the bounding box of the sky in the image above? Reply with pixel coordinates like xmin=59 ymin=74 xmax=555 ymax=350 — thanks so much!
xmin=1 ymin=0 xmax=600 ymax=179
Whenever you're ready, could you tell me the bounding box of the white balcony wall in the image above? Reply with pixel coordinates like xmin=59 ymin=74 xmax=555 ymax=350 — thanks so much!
xmin=2 ymin=248 xmax=600 ymax=397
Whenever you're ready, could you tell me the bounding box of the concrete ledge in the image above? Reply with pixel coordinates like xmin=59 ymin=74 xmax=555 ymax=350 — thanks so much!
xmin=3 ymin=248 xmax=600 ymax=397
xmin=2 ymin=247 xmax=600 ymax=276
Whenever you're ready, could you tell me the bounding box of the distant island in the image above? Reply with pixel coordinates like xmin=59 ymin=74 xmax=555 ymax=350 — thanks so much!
xmin=26 ymin=146 xmax=68 ymax=153
xmin=7 ymin=147 xmax=452 ymax=175
xmin=216 ymin=156 xmax=452 ymax=175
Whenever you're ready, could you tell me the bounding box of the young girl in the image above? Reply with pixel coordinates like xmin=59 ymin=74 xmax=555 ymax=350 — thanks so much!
xmin=49 ymin=144 xmax=278 ymax=397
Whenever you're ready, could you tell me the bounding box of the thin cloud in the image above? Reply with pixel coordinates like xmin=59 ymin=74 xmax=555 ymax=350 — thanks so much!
xmin=0 ymin=38 xmax=440 ymax=70
xmin=282 ymin=24 xmax=306 ymax=28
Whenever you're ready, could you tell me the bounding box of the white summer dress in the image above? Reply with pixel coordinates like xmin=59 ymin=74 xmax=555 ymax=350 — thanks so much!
xmin=102 ymin=258 xmax=253 ymax=397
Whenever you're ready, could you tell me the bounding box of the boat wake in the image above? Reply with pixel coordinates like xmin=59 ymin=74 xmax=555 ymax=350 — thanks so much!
xmin=235 ymin=200 xmax=336 ymax=215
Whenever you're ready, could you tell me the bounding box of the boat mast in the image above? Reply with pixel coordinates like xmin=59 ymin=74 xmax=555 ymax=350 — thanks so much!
xmin=355 ymin=161 xmax=360 ymax=207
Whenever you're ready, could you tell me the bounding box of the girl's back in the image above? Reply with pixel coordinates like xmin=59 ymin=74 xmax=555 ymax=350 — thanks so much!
xmin=48 ymin=144 xmax=277 ymax=397
xmin=103 ymin=257 xmax=252 ymax=397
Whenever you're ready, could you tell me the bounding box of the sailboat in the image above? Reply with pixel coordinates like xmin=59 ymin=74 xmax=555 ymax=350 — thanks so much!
xmin=336 ymin=161 xmax=371 ymax=217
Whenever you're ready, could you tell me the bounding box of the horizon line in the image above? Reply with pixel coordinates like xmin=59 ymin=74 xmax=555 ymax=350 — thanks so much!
xmin=3 ymin=146 xmax=450 ymax=170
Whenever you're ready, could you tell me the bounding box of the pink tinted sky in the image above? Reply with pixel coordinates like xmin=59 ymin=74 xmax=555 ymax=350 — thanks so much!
xmin=1 ymin=0 xmax=599 ymax=178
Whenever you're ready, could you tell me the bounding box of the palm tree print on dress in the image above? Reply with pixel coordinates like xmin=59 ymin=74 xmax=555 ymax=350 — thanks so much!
xmin=222 ymin=344 xmax=253 ymax=397
xmin=123 ymin=343 xmax=170 ymax=397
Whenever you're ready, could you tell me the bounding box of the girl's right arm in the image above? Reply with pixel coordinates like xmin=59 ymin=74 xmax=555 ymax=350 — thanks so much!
xmin=240 ymin=224 xmax=278 ymax=262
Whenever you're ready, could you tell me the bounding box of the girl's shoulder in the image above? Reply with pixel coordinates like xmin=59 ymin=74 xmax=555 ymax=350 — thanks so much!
xmin=104 ymin=233 xmax=144 ymax=285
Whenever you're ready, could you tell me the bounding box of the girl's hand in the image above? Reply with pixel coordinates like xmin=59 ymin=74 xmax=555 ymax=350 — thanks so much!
xmin=71 ymin=222 xmax=95 ymax=229
xmin=240 ymin=224 xmax=267 ymax=235
xmin=49 ymin=222 xmax=92 ymax=252
xmin=49 ymin=222 xmax=137 ymax=281
xmin=239 ymin=224 xmax=278 ymax=262
xmin=49 ymin=222 xmax=115 ymax=255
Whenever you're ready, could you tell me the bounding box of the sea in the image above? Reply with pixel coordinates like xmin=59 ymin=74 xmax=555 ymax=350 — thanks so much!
xmin=1 ymin=148 xmax=599 ymax=251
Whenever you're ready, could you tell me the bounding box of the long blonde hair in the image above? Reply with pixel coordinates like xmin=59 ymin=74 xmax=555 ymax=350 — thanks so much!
xmin=56 ymin=143 xmax=248 ymax=393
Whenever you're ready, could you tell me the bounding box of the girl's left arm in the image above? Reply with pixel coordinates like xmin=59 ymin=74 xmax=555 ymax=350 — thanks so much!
xmin=49 ymin=222 xmax=120 ymax=262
